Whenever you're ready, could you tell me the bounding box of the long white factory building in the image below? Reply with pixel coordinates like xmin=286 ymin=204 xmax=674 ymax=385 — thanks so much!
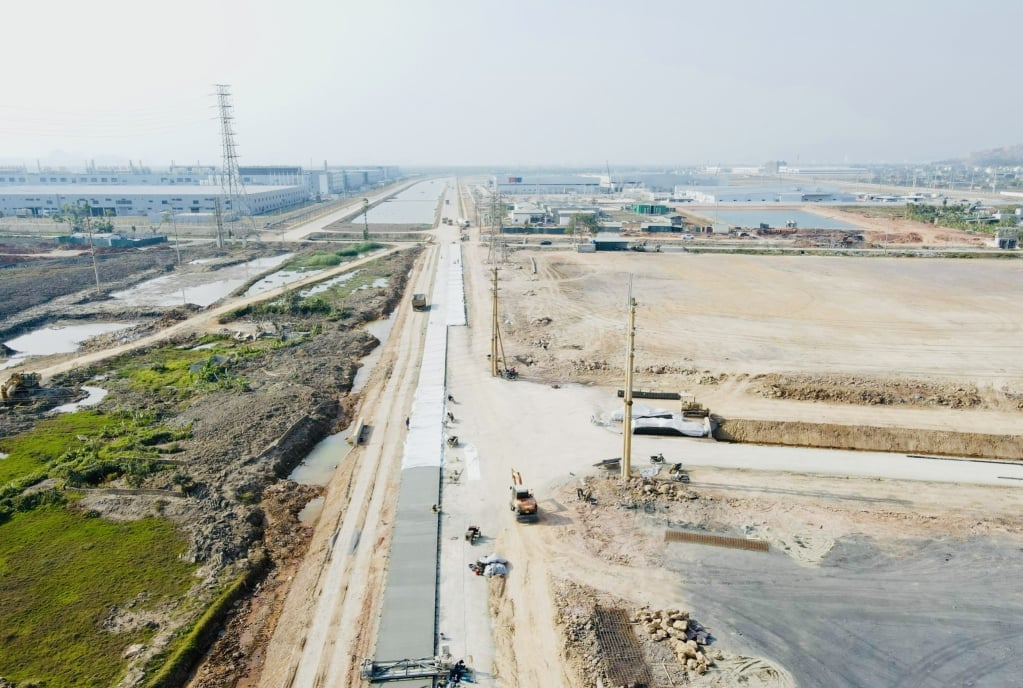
xmin=0 ymin=164 xmax=402 ymax=218
xmin=0 ymin=184 xmax=307 ymax=218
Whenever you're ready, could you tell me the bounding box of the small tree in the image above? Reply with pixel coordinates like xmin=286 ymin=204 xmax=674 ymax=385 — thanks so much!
xmin=567 ymin=213 xmax=600 ymax=239
xmin=54 ymin=202 xmax=101 ymax=290
xmin=93 ymin=219 xmax=115 ymax=233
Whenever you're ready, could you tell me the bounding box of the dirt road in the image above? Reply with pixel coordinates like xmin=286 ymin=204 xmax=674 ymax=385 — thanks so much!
xmin=26 ymin=247 xmax=400 ymax=383
xmin=258 ymin=242 xmax=438 ymax=687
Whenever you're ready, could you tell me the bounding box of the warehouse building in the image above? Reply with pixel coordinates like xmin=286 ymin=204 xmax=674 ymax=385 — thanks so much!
xmin=0 ymin=184 xmax=307 ymax=219
xmin=678 ymin=185 xmax=855 ymax=204
xmin=494 ymin=174 xmax=607 ymax=196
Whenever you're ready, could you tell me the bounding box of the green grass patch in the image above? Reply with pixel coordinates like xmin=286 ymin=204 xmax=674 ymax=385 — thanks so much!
xmin=115 ymin=342 xmax=255 ymax=399
xmin=142 ymin=557 xmax=266 ymax=688
xmin=286 ymin=242 xmax=383 ymax=270
xmin=0 ymin=506 xmax=196 ymax=688
xmin=0 ymin=409 xmax=193 ymax=509
xmin=0 ymin=410 xmax=120 ymax=485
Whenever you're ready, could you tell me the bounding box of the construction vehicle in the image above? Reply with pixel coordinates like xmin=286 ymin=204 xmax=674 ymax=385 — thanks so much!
xmin=509 ymin=469 xmax=538 ymax=522
xmin=411 ymin=293 xmax=427 ymax=311
xmin=680 ymin=392 xmax=709 ymax=418
xmin=1 ymin=372 xmax=40 ymax=404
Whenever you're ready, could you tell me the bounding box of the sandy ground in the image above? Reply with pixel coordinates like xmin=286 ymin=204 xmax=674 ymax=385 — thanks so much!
xmin=251 ymin=185 xmax=1023 ymax=687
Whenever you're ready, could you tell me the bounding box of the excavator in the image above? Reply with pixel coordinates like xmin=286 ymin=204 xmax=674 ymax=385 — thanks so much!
xmin=1 ymin=372 xmax=40 ymax=404
xmin=509 ymin=469 xmax=538 ymax=523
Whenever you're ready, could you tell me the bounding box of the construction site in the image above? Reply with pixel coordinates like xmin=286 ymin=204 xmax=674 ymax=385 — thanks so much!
xmin=1 ymin=176 xmax=1022 ymax=688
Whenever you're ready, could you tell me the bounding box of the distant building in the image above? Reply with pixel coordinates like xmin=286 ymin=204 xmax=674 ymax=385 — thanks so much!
xmin=0 ymin=184 xmax=307 ymax=219
xmin=509 ymin=203 xmax=546 ymax=224
xmin=494 ymin=174 xmax=606 ymax=196
xmin=631 ymin=203 xmax=670 ymax=215
xmin=679 ymin=185 xmax=855 ymax=204
xmin=592 ymin=233 xmax=628 ymax=251
xmin=777 ymin=165 xmax=868 ymax=178
xmin=57 ymin=233 xmax=168 ymax=248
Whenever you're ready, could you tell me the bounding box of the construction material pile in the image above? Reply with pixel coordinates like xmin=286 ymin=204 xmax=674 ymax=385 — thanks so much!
xmin=622 ymin=477 xmax=699 ymax=504
xmin=634 ymin=608 xmax=720 ymax=676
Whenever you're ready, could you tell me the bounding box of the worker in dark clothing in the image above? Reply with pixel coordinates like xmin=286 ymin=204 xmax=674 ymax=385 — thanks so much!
xmin=405 ymin=417 xmax=410 ymax=429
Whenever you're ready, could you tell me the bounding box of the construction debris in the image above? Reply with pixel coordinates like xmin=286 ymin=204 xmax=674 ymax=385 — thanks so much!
xmin=634 ymin=607 xmax=721 ymax=676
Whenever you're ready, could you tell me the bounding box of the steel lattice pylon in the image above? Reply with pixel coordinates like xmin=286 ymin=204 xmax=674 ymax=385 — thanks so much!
xmin=214 ymin=84 xmax=250 ymax=244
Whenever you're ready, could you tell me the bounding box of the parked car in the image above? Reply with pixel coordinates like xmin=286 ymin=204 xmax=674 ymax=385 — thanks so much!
xmin=539 ymin=239 xmax=552 ymax=245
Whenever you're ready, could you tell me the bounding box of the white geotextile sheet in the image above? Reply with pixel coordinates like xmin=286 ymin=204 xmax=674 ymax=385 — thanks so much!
xmin=402 ymin=246 xmax=452 ymax=470
xmin=632 ymin=414 xmax=711 ymax=437
xmin=610 ymin=403 xmax=674 ymax=422
xmin=445 ymin=243 xmax=467 ymax=326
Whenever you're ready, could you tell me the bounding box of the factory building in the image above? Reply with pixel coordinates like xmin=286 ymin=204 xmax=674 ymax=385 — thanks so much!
xmin=0 ymin=184 xmax=307 ymax=219
xmin=0 ymin=165 xmax=216 ymax=186
xmin=0 ymin=164 xmax=402 ymax=201
xmin=678 ymin=186 xmax=855 ymax=204
xmin=494 ymin=174 xmax=607 ymax=196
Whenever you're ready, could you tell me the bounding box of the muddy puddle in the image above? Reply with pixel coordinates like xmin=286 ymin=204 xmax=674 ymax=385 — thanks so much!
xmin=110 ymin=254 xmax=293 ymax=307
xmin=244 ymin=267 xmax=324 ymax=297
xmin=48 ymin=385 xmax=109 ymax=415
xmin=297 ymin=496 xmax=324 ymax=524
xmin=289 ymin=315 xmax=396 ymax=489
xmin=300 ymin=270 xmax=360 ymax=297
xmin=352 ymin=316 xmax=395 ymax=393
xmin=289 ymin=429 xmax=353 ymax=486
xmin=3 ymin=322 xmax=136 ymax=368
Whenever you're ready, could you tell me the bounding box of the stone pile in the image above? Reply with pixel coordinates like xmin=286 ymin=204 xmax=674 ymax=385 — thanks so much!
xmin=625 ymin=478 xmax=698 ymax=503
xmin=634 ymin=608 xmax=721 ymax=676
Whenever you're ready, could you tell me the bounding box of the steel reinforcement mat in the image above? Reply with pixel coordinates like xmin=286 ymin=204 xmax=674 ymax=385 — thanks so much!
xmin=664 ymin=529 xmax=769 ymax=552
xmin=593 ymin=606 xmax=653 ymax=687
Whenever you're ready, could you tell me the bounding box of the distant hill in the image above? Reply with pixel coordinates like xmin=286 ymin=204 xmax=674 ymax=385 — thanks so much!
xmin=961 ymin=144 xmax=1023 ymax=167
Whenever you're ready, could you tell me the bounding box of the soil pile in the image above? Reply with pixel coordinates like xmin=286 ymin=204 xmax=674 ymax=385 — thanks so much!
xmin=751 ymin=373 xmax=991 ymax=410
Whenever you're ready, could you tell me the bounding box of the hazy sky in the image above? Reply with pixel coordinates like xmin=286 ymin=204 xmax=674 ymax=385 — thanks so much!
xmin=2 ymin=0 xmax=1020 ymax=168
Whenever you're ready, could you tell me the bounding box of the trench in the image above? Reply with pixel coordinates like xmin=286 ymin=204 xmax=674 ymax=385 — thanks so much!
xmin=714 ymin=417 xmax=1023 ymax=461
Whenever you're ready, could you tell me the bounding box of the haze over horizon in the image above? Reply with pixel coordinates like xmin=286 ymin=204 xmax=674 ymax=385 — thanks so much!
xmin=2 ymin=0 xmax=1020 ymax=169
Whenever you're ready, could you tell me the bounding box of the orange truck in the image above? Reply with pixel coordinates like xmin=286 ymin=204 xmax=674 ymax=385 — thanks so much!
xmin=509 ymin=469 xmax=538 ymax=522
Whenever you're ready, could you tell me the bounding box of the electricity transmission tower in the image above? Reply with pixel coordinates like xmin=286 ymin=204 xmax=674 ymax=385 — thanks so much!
xmin=215 ymin=84 xmax=251 ymax=245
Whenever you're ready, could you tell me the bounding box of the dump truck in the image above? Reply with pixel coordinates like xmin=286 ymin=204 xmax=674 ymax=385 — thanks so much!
xmin=411 ymin=293 xmax=427 ymax=311
xmin=509 ymin=469 xmax=538 ymax=522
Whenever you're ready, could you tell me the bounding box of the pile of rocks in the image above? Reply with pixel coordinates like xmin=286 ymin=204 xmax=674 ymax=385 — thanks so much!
xmin=634 ymin=608 xmax=721 ymax=676
xmin=625 ymin=478 xmax=698 ymax=503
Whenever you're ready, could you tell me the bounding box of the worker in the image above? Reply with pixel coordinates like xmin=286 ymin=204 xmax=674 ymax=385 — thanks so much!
xmin=447 ymin=411 xmax=454 ymax=422
xmin=405 ymin=417 xmax=410 ymax=429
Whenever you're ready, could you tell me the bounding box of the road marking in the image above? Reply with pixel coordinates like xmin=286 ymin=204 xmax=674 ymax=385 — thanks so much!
xmin=465 ymin=444 xmax=481 ymax=482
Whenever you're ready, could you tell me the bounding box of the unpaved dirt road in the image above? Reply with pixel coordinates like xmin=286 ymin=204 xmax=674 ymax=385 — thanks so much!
xmin=25 ymin=247 xmax=400 ymax=384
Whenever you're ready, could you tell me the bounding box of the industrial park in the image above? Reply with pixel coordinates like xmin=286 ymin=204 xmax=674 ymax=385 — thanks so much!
xmin=3 ymin=2 xmax=1023 ymax=687
xmin=2 ymin=148 xmax=1022 ymax=687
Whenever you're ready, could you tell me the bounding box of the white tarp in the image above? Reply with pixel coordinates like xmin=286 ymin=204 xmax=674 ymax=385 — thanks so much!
xmin=445 ymin=244 xmax=467 ymax=326
xmin=632 ymin=414 xmax=713 ymax=437
xmin=610 ymin=403 xmax=674 ymax=422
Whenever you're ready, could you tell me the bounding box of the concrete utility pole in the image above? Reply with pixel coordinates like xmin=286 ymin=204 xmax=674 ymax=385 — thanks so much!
xmin=362 ymin=198 xmax=370 ymax=241
xmin=84 ymin=205 xmax=101 ymax=292
xmin=491 ymin=267 xmax=499 ymax=377
xmin=621 ymin=277 xmax=636 ymax=480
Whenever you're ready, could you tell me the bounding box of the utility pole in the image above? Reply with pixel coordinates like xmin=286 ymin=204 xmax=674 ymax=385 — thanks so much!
xmin=491 ymin=266 xmax=499 ymax=376
xmin=214 ymin=198 xmax=225 ymax=249
xmin=621 ymin=277 xmax=636 ymax=480
xmin=362 ymin=198 xmax=370 ymax=241
xmin=83 ymin=205 xmax=101 ymax=292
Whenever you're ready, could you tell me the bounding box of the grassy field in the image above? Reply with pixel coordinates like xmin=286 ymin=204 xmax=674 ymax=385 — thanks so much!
xmin=0 ymin=506 xmax=196 ymax=687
